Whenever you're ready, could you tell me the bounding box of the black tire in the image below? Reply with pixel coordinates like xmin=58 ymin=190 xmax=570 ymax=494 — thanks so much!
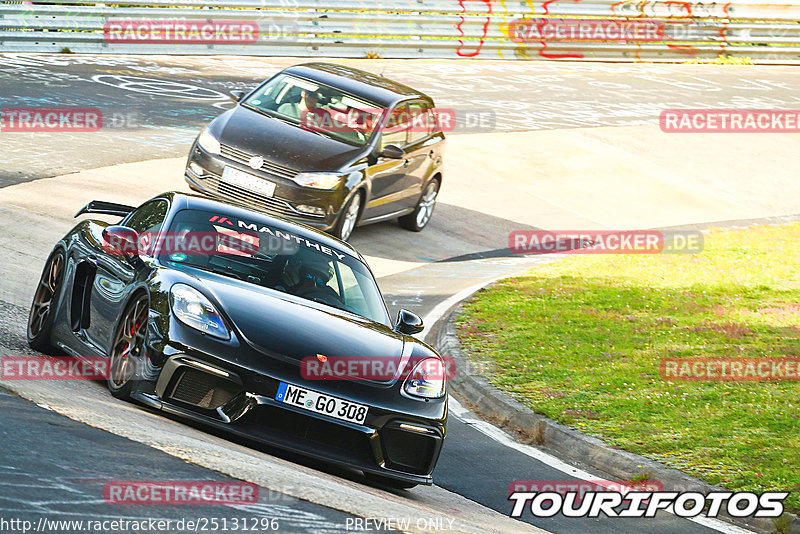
xmin=332 ymin=191 xmax=362 ymax=242
xmin=107 ymin=293 xmax=149 ymax=401
xmin=364 ymin=472 xmax=418 ymax=490
xmin=399 ymin=179 xmax=439 ymax=232
xmin=27 ymin=249 xmax=66 ymax=353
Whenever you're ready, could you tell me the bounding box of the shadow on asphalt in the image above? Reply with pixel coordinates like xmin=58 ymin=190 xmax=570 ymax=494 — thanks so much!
xmin=349 ymin=202 xmax=543 ymax=263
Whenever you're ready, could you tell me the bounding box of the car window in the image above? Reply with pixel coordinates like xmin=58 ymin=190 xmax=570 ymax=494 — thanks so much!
xmin=161 ymin=209 xmax=391 ymax=325
xmin=293 ymin=255 xmax=381 ymax=320
xmin=407 ymin=101 xmax=435 ymax=144
xmin=124 ymin=200 xmax=168 ymax=255
xmin=335 ymin=262 xmax=375 ymax=317
xmin=380 ymin=104 xmax=410 ymax=149
xmin=241 ymin=74 xmax=384 ymax=147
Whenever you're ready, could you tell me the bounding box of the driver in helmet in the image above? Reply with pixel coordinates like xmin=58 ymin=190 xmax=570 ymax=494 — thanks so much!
xmin=279 ymin=253 xmax=341 ymax=303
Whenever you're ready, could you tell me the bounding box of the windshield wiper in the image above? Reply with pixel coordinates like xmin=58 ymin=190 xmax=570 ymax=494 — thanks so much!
xmin=245 ymin=104 xmax=342 ymax=141
xmin=268 ymin=114 xmax=297 ymax=127
xmin=242 ymin=104 xmax=296 ymax=125
xmin=302 ymin=128 xmax=336 ymax=140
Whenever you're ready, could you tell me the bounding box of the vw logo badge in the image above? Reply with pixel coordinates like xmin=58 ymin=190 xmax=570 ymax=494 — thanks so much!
xmin=248 ymin=155 xmax=264 ymax=170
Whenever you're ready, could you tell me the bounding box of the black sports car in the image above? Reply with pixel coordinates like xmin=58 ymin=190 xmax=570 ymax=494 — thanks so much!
xmin=27 ymin=192 xmax=447 ymax=487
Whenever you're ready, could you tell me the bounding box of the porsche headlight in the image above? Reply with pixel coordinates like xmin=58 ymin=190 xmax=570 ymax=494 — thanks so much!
xmin=197 ymin=127 xmax=221 ymax=155
xmin=170 ymin=284 xmax=229 ymax=340
xmin=403 ymin=357 xmax=446 ymax=399
xmin=291 ymin=172 xmax=343 ymax=190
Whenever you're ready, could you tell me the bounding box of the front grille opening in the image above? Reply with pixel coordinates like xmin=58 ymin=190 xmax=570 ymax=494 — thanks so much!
xmin=195 ymin=173 xmax=318 ymax=221
xmin=219 ymin=144 xmax=299 ymax=181
xmin=381 ymin=427 xmax=438 ymax=475
xmin=248 ymin=404 xmax=374 ymax=464
xmin=169 ymin=367 xmax=241 ymax=410
xmin=218 ymin=181 xmax=273 ymax=208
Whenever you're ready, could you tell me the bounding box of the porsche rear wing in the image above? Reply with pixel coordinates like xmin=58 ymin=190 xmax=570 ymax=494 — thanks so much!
xmin=74 ymin=200 xmax=136 ymax=218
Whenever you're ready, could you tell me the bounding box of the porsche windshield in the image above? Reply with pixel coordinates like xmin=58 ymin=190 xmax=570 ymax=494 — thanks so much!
xmin=160 ymin=209 xmax=390 ymax=325
xmin=242 ymin=74 xmax=385 ymax=147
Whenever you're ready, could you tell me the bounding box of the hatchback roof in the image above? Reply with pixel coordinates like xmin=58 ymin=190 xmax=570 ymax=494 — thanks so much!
xmin=282 ymin=63 xmax=431 ymax=107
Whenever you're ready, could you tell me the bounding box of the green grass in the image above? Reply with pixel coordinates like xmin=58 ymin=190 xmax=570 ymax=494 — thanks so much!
xmin=457 ymin=223 xmax=800 ymax=512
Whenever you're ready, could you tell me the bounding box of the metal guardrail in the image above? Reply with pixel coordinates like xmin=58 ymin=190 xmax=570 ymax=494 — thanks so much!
xmin=1 ymin=1 xmax=799 ymax=63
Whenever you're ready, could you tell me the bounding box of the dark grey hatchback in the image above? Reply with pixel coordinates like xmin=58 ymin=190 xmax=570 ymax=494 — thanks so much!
xmin=185 ymin=63 xmax=445 ymax=241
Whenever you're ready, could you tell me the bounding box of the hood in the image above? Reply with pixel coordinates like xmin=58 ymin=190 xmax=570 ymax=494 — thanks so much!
xmin=198 ymin=275 xmax=404 ymax=369
xmin=212 ymin=106 xmax=366 ymax=172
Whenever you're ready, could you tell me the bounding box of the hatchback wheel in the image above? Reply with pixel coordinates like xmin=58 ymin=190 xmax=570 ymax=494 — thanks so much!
xmin=333 ymin=192 xmax=362 ymax=241
xmin=399 ymin=179 xmax=439 ymax=232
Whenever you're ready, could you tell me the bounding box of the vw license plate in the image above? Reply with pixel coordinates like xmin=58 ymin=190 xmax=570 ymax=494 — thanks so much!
xmin=275 ymin=382 xmax=368 ymax=424
xmin=221 ymin=166 xmax=276 ymax=198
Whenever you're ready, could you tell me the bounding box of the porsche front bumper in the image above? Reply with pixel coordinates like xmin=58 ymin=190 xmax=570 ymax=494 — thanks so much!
xmin=132 ymin=350 xmax=446 ymax=486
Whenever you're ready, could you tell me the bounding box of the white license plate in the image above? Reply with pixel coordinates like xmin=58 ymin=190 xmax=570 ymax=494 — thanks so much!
xmin=222 ymin=166 xmax=276 ymax=197
xmin=275 ymin=382 xmax=368 ymax=425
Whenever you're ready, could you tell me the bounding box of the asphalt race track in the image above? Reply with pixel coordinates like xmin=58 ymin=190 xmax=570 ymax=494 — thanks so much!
xmin=2 ymin=54 xmax=799 ymax=534
xmin=0 ymin=390 xmax=366 ymax=533
xmin=3 ymin=54 xmax=800 ymax=187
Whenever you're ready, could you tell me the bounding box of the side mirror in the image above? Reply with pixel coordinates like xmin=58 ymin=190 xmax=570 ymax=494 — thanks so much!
xmin=396 ymin=309 xmax=423 ymax=335
xmin=379 ymin=144 xmax=405 ymax=160
xmin=230 ymin=90 xmax=245 ymax=103
xmin=102 ymin=226 xmax=139 ymax=257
